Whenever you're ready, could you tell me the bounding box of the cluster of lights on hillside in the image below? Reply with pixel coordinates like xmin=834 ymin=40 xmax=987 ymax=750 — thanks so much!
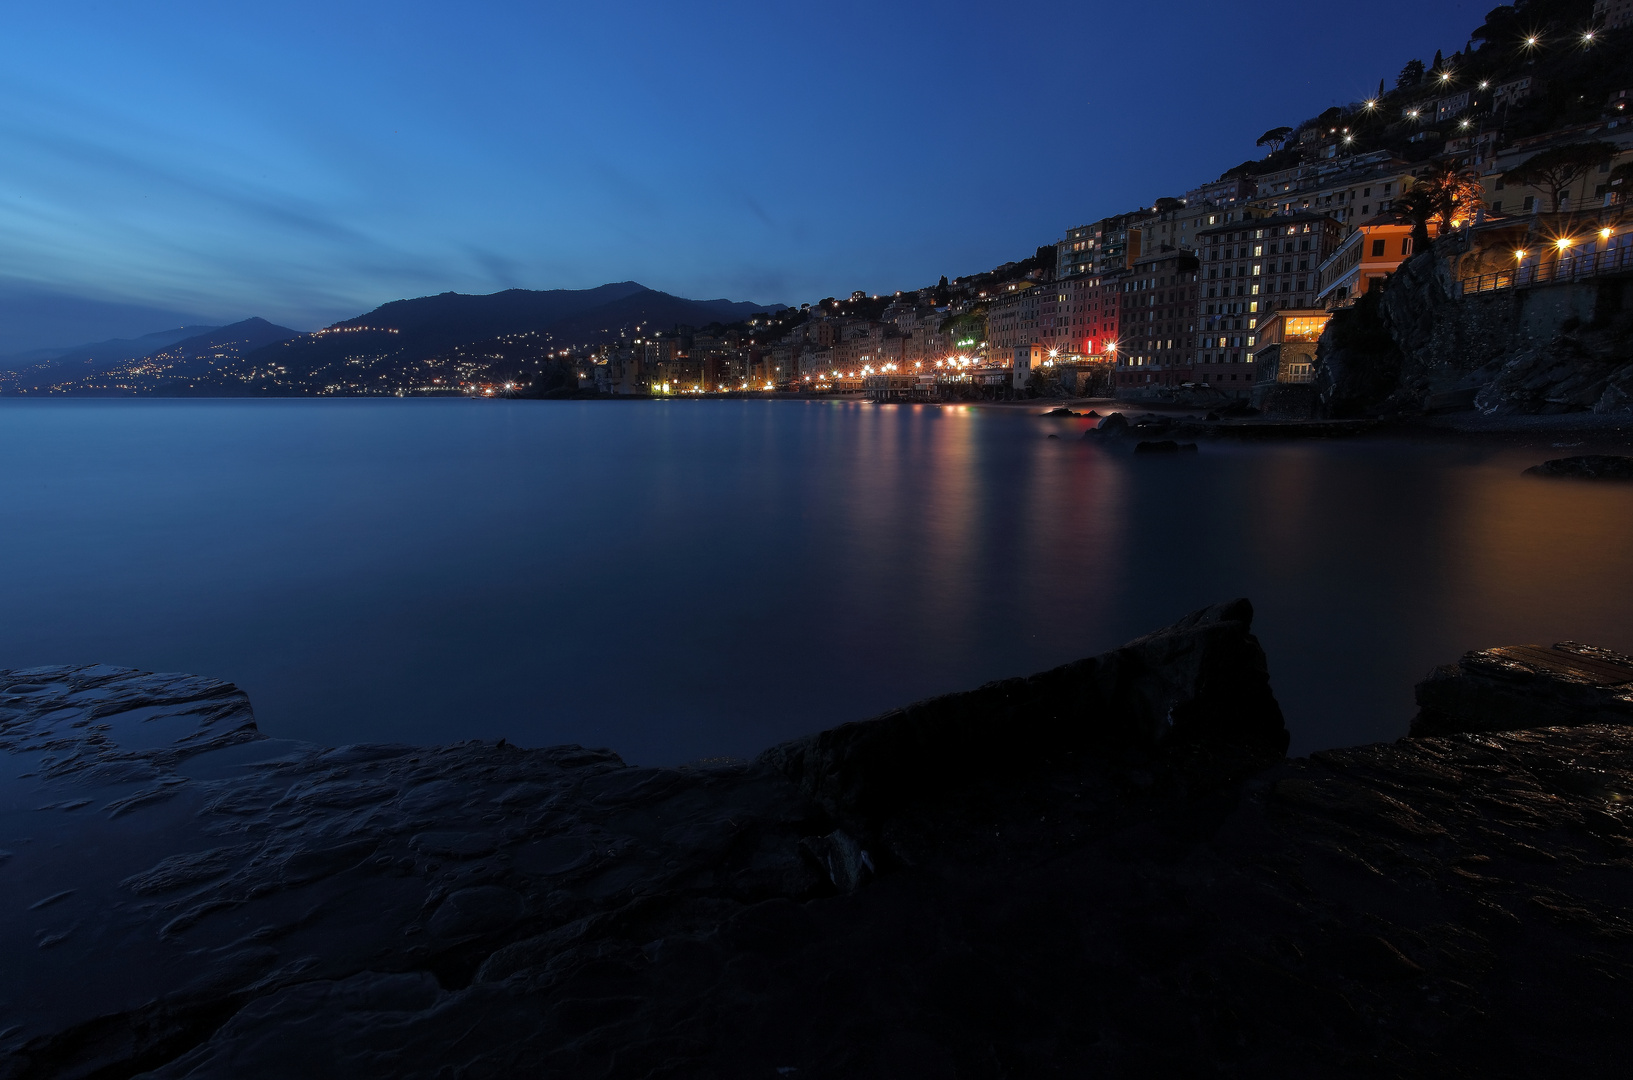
xmin=311 ymin=325 xmax=399 ymax=337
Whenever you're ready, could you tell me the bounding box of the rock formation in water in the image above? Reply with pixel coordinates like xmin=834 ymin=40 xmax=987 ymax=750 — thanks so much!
xmin=4 ymin=602 xmax=1633 ymax=1077
xmin=1523 ymin=454 xmax=1633 ymax=480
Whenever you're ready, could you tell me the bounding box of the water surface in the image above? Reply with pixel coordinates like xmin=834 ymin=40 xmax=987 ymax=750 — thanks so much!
xmin=2 ymin=398 xmax=1629 ymax=761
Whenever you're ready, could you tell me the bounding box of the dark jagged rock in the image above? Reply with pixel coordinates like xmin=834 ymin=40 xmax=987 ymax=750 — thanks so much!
xmin=761 ymin=599 xmax=1286 ymax=821
xmin=1524 ymin=454 xmax=1633 ymax=480
xmin=6 ymin=607 xmax=1633 ymax=1077
xmin=1042 ymin=407 xmax=1079 ymax=417
xmin=1412 ymin=642 xmax=1633 ymax=736
xmin=1091 ymin=411 xmax=1128 ymax=435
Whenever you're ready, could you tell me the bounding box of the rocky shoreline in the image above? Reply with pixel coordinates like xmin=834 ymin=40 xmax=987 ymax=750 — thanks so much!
xmin=4 ymin=601 xmax=1633 ymax=1078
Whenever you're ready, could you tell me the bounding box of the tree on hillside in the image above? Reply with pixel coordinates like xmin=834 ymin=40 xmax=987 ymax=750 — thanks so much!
xmin=1471 ymin=5 xmax=1521 ymax=49
xmin=1392 ymin=166 xmax=1485 ymax=248
xmin=1503 ymin=141 xmax=1618 ymax=212
xmin=1398 ymin=59 xmax=1425 ymax=88
xmin=1431 ymin=49 xmax=1445 ymax=71
xmin=1256 ymin=126 xmax=1293 ymax=153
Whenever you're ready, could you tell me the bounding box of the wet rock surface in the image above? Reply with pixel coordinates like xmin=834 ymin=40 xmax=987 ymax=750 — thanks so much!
xmin=1524 ymin=454 xmax=1633 ymax=480
xmin=1414 ymin=642 xmax=1633 ymax=736
xmin=5 ymin=605 xmax=1633 ymax=1077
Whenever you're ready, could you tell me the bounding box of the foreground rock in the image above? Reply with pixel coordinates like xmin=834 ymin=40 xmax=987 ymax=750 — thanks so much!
xmin=1413 ymin=642 xmax=1633 ymax=736
xmin=1524 ymin=454 xmax=1633 ymax=480
xmin=5 ymin=603 xmax=1633 ymax=1077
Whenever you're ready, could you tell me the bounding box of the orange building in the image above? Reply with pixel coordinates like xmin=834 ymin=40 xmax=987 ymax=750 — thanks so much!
xmin=1314 ymin=214 xmax=1415 ymax=308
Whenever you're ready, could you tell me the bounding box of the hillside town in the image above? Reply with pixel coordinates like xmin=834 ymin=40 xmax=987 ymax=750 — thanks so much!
xmin=580 ymin=0 xmax=1633 ymax=407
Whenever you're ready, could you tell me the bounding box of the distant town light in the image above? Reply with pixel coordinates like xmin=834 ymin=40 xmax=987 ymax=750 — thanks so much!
xmin=1556 ymin=237 xmax=1573 ymax=250
xmin=1524 ymin=35 xmax=1539 ymax=46
xmin=1600 ymin=228 xmax=1614 ymax=239
xmin=1514 ymin=249 xmax=1528 ymax=261
xmin=1363 ymin=99 xmax=1378 ymax=110
xmin=1583 ymin=30 xmax=1597 ymax=44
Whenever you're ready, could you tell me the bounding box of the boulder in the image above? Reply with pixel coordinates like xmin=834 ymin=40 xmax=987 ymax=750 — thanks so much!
xmin=1091 ymin=412 xmax=1128 ymax=436
xmin=1411 ymin=642 xmax=1633 ymax=736
xmin=759 ymin=599 xmax=1287 ymax=819
xmin=1524 ymin=455 xmax=1633 ymax=480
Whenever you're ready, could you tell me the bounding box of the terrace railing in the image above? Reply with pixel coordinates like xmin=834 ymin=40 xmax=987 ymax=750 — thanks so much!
xmin=1456 ymin=244 xmax=1633 ymax=296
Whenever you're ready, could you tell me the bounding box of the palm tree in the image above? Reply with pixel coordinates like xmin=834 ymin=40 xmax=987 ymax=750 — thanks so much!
xmin=1392 ymin=167 xmax=1485 ymax=249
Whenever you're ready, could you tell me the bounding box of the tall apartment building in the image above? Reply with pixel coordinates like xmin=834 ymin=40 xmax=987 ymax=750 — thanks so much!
xmin=1084 ymin=274 xmax=1121 ymax=358
xmin=1595 ymin=0 xmax=1631 ymax=30
xmin=1112 ymin=251 xmax=1200 ymax=391
xmin=1057 ymin=223 xmax=1098 ymax=279
xmin=1136 ymin=197 xmax=1210 ymax=255
xmin=1038 ymin=274 xmax=1101 ymax=356
xmin=1251 ymin=156 xmax=1415 ymax=232
xmin=1057 ymin=211 xmax=1159 ymax=280
xmin=1098 ymin=209 xmax=1154 ymax=274
xmin=985 ymin=284 xmax=1043 ymax=355
xmin=1193 ymin=212 xmax=1343 ymax=389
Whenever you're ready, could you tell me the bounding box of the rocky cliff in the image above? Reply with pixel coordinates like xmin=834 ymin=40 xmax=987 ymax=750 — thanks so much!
xmin=4 ymin=603 xmax=1633 ymax=1078
xmin=1315 ymin=243 xmax=1633 ymax=419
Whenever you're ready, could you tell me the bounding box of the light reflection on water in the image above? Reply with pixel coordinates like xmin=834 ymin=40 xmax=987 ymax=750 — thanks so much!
xmin=1 ymin=398 xmax=1629 ymax=762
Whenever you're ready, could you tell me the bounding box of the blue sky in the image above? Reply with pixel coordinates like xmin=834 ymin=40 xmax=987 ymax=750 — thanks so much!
xmin=1 ymin=0 xmax=1480 ymax=351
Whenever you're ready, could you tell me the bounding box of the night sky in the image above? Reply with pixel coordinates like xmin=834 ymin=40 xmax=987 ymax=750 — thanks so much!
xmin=2 ymin=0 xmax=1480 ymax=351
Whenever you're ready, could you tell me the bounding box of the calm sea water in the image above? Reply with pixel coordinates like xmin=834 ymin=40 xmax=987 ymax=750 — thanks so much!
xmin=2 ymin=398 xmax=1630 ymax=762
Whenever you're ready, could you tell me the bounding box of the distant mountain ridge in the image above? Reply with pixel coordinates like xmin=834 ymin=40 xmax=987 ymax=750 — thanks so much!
xmin=0 ymin=326 xmax=222 ymax=389
xmin=210 ymin=282 xmax=784 ymax=395
xmin=1 ymin=283 xmax=784 ymax=395
xmin=3 ymin=318 xmax=299 ymax=394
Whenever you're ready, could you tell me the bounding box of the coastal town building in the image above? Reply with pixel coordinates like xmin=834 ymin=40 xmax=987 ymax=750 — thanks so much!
xmin=1483 ymin=125 xmax=1633 ymax=215
xmin=1594 ymin=0 xmax=1631 ymax=31
xmin=1057 ymin=223 xmax=1097 ymax=280
xmin=1251 ymin=309 xmax=1331 ymax=405
xmin=985 ymin=283 xmax=1042 ymax=356
xmin=1112 ymin=251 xmax=1199 ymax=392
xmin=1314 ymin=215 xmax=1415 ymax=308
xmin=1135 ymin=197 xmax=1209 ymax=257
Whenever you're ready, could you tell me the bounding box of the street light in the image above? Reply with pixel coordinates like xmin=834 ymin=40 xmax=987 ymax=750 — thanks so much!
xmin=1514 ymin=250 xmax=1528 ymax=261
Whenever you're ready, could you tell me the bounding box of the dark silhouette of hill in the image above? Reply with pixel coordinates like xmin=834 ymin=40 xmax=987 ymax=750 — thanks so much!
xmin=5 ymin=317 xmax=300 ymax=395
xmin=262 ymin=283 xmax=782 ymax=370
xmin=0 ymin=325 xmax=221 ymax=390
xmin=6 ymin=284 xmax=784 ymax=395
xmin=540 ymin=289 xmax=782 ymax=346
xmin=143 ymin=317 xmax=301 ymax=373
xmin=201 ymin=283 xmax=784 ymax=395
